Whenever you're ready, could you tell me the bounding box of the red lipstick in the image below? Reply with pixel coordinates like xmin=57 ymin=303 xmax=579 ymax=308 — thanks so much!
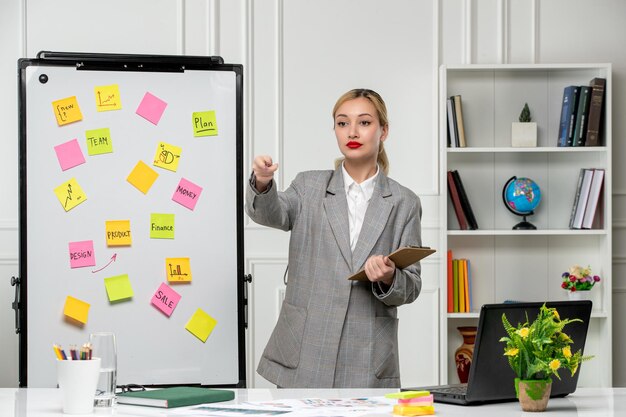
xmin=347 ymin=141 xmax=362 ymax=149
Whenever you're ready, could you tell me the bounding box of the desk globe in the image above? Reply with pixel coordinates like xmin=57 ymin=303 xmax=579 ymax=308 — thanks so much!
xmin=502 ymin=176 xmax=541 ymax=230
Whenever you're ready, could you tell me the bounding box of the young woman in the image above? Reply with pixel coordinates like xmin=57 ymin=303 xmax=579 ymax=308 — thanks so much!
xmin=246 ymin=88 xmax=422 ymax=388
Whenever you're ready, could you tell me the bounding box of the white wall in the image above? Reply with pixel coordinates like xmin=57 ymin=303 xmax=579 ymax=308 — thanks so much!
xmin=1 ymin=0 xmax=625 ymax=388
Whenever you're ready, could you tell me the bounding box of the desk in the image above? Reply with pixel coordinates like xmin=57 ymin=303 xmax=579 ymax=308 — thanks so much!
xmin=1 ymin=388 xmax=625 ymax=416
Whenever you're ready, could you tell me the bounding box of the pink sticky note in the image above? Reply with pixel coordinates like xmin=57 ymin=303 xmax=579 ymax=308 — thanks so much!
xmin=151 ymin=282 xmax=181 ymax=317
xmin=136 ymin=92 xmax=167 ymax=125
xmin=172 ymin=178 xmax=203 ymax=210
xmin=54 ymin=139 xmax=86 ymax=171
xmin=68 ymin=240 xmax=96 ymax=268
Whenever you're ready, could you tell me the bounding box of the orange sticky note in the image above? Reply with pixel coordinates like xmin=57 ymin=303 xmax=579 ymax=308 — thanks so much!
xmin=127 ymin=161 xmax=159 ymax=194
xmin=105 ymin=220 xmax=132 ymax=246
xmin=185 ymin=308 xmax=217 ymax=343
xmin=52 ymin=96 xmax=83 ymax=126
xmin=166 ymin=257 xmax=192 ymax=282
xmin=63 ymin=296 xmax=90 ymax=324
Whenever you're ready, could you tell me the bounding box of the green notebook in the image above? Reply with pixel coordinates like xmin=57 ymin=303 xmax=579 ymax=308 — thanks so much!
xmin=117 ymin=386 xmax=235 ymax=408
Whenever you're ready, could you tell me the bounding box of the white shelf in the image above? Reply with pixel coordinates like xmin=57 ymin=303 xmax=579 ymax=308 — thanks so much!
xmin=439 ymin=63 xmax=612 ymax=388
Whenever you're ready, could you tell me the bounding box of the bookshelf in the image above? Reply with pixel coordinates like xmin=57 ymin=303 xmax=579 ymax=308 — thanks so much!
xmin=439 ymin=64 xmax=612 ymax=387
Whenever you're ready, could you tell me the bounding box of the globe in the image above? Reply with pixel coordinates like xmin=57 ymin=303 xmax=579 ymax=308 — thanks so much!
xmin=502 ymin=176 xmax=541 ymax=229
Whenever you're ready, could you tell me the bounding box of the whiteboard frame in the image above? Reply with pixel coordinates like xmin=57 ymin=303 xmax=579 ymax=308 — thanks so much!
xmin=17 ymin=52 xmax=246 ymax=388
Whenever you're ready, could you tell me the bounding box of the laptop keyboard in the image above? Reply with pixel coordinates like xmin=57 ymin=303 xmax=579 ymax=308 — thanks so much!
xmin=433 ymin=386 xmax=467 ymax=395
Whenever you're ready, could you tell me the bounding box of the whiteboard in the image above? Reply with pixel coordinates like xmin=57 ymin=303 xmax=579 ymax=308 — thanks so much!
xmin=18 ymin=54 xmax=245 ymax=387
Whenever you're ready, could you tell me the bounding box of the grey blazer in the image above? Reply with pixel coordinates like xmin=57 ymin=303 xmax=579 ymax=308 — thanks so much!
xmin=246 ymin=167 xmax=422 ymax=388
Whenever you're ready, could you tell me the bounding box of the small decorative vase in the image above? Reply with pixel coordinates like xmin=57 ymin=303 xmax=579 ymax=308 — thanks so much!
xmin=568 ymin=290 xmax=590 ymax=301
xmin=454 ymin=326 xmax=477 ymax=383
xmin=515 ymin=378 xmax=552 ymax=412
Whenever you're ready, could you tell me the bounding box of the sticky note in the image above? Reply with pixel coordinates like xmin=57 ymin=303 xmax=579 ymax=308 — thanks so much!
xmin=68 ymin=240 xmax=96 ymax=268
xmin=185 ymin=308 xmax=217 ymax=343
xmin=104 ymin=274 xmax=134 ymax=302
xmin=392 ymin=404 xmax=435 ymax=416
xmin=94 ymin=84 xmax=122 ymax=111
xmin=105 ymin=220 xmax=132 ymax=246
xmin=385 ymin=391 xmax=430 ymax=400
xmin=153 ymin=142 xmax=181 ymax=172
xmin=151 ymin=282 xmax=181 ymax=317
xmin=127 ymin=161 xmax=159 ymax=194
xmin=52 ymin=96 xmax=83 ymax=126
xmin=166 ymin=257 xmax=192 ymax=282
xmin=398 ymin=395 xmax=434 ymax=405
xmin=150 ymin=213 xmax=175 ymax=239
xmin=86 ymin=128 xmax=113 ymax=155
xmin=172 ymin=178 xmax=203 ymax=210
xmin=136 ymin=92 xmax=167 ymax=125
xmin=54 ymin=139 xmax=85 ymax=171
xmin=192 ymin=110 xmax=218 ymax=137
xmin=63 ymin=296 xmax=90 ymax=324
xmin=54 ymin=178 xmax=87 ymax=212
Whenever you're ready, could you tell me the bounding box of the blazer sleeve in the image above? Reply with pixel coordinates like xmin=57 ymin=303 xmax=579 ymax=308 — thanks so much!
xmin=373 ymin=195 xmax=423 ymax=307
xmin=245 ymin=173 xmax=303 ymax=231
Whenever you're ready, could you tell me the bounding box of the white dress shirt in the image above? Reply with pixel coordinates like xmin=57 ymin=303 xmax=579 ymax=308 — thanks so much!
xmin=342 ymin=163 xmax=379 ymax=252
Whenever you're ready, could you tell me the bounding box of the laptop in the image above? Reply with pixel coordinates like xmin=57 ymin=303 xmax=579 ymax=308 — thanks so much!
xmin=403 ymin=300 xmax=592 ymax=405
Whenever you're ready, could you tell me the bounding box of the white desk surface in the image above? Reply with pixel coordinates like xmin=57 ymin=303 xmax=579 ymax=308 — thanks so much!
xmin=1 ymin=387 xmax=625 ymax=416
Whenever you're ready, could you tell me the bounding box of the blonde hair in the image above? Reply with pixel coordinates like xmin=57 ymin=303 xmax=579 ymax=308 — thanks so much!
xmin=333 ymin=89 xmax=390 ymax=175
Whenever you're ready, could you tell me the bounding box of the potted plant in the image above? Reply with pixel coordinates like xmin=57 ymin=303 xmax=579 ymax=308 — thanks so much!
xmin=561 ymin=265 xmax=601 ymax=300
xmin=500 ymin=304 xmax=592 ymax=412
xmin=511 ymin=102 xmax=537 ymax=147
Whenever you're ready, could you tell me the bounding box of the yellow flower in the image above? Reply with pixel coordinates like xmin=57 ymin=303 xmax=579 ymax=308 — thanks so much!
xmin=563 ymin=346 xmax=572 ymax=358
xmin=553 ymin=310 xmax=560 ymax=320
xmin=504 ymin=348 xmax=519 ymax=356
xmin=549 ymin=359 xmax=561 ymax=371
xmin=517 ymin=327 xmax=530 ymax=338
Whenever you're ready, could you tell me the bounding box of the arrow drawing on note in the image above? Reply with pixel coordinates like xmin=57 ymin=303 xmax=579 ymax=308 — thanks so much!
xmin=91 ymin=253 xmax=117 ymax=273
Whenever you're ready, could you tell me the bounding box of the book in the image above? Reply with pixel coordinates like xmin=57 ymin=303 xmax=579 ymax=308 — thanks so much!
xmin=585 ymin=77 xmax=606 ymax=146
xmin=458 ymin=259 xmax=465 ymax=313
xmin=451 ymin=170 xmax=478 ymax=230
xmin=462 ymin=259 xmax=469 ymax=313
xmin=571 ymin=169 xmax=594 ymax=229
xmin=568 ymin=168 xmax=586 ymax=229
xmin=452 ymin=259 xmax=459 ymax=312
xmin=582 ymin=169 xmax=604 ymax=229
xmin=116 ymin=387 xmax=235 ymax=408
xmin=347 ymin=246 xmax=436 ymax=281
xmin=572 ymin=86 xmax=591 ymax=146
xmin=447 ymin=171 xmax=468 ymax=230
xmin=447 ymin=250 xmax=454 ymax=313
xmin=453 ymin=95 xmax=467 ymax=147
xmin=447 ymin=97 xmax=459 ymax=147
xmin=466 ymin=259 xmax=472 ymax=312
xmin=557 ymin=86 xmax=579 ymax=147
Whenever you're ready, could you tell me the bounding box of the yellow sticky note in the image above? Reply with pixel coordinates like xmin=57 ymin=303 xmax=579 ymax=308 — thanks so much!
xmin=54 ymin=178 xmax=87 ymax=212
xmin=192 ymin=110 xmax=218 ymax=137
xmin=153 ymin=142 xmax=182 ymax=172
xmin=127 ymin=160 xmax=159 ymax=194
xmin=105 ymin=220 xmax=132 ymax=246
xmin=63 ymin=296 xmax=90 ymax=324
xmin=104 ymin=274 xmax=134 ymax=302
xmin=185 ymin=308 xmax=217 ymax=343
xmin=94 ymin=84 xmax=122 ymax=111
xmin=166 ymin=257 xmax=192 ymax=282
xmin=52 ymin=96 xmax=83 ymax=126
xmin=385 ymin=391 xmax=430 ymax=399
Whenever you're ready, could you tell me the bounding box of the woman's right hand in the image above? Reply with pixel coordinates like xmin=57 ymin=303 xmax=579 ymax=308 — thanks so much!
xmin=252 ymin=155 xmax=279 ymax=192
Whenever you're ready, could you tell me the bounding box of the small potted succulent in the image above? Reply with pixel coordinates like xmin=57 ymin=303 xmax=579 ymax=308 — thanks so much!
xmin=511 ymin=102 xmax=537 ymax=147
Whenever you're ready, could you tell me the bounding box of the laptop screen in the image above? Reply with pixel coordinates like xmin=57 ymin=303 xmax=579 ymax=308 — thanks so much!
xmin=466 ymin=300 xmax=592 ymax=403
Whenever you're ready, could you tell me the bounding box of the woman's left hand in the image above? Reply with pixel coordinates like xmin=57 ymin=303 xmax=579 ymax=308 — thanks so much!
xmin=364 ymin=255 xmax=396 ymax=286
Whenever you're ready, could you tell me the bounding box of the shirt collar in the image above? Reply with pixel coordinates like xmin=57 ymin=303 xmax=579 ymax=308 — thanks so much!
xmin=342 ymin=162 xmax=379 ymax=200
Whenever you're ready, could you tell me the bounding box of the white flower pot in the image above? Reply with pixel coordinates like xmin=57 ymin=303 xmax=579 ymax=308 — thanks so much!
xmin=511 ymin=122 xmax=537 ymax=147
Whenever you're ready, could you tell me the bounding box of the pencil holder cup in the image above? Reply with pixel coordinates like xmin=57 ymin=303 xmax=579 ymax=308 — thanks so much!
xmin=56 ymin=357 xmax=101 ymax=414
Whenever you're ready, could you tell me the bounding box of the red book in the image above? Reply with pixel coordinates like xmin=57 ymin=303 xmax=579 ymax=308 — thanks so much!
xmin=447 ymin=171 xmax=468 ymax=230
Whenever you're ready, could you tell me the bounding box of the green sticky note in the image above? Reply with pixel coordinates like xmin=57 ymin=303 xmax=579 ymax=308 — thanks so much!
xmin=185 ymin=308 xmax=217 ymax=343
xmin=192 ymin=110 xmax=218 ymax=137
xmin=86 ymin=127 xmax=113 ymax=155
xmin=104 ymin=274 xmax=134 ymax=302
xmin=150 ymin=213 xmax=175 ymax=239
xmin=385 ymin=390 xmax=430 ymax=399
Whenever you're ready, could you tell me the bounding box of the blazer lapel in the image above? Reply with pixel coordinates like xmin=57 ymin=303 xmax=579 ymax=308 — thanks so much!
xmin=352 ymin=174 xmax=394 ymax=272
xmin=323 ymin=168 xmax=353 ymax=269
